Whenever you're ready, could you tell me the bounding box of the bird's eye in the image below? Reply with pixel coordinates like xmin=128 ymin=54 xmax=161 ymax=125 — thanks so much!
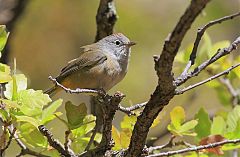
xmin=115 ymin=40 xmax=121 ymax=46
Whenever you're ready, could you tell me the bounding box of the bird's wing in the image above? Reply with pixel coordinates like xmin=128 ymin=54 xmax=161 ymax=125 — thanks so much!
xmin=56 ymin=46 xmax=107 ymax=81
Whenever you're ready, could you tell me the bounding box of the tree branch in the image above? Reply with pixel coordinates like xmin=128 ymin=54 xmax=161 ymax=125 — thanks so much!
xmin=176 ymin=63 xmax=240 ymax=95
xmin=175 ymin=36 xmax=240 ymax=86
xmin=38 ymin=125 xmax=76 ymax=157
xmin=126 ymin=1 xmax=211 ymax=156
xmin=179 ymin=12 xmax=240 ymax=77
xmin=95 ymin=0 xmax=118 ymax=42
xmin=148 ymin=135 xmax=175 ymax=154
xmin=48 ymin=76 xmax=102 ymax=95
xmin=207 ymin=69 xmax=239 ymax=106
xmin=118 ymin=102 xmax=147 ymax=116
xmin=147 ymin=138 xmax=240 ymax=157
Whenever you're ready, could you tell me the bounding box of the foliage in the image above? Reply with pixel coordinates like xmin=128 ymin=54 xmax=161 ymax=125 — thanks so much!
xmin=0 ymin=17 xmax=240 ymax=157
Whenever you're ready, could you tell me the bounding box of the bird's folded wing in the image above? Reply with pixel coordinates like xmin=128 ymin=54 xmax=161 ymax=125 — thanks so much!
xmin=56 ymin=48 xmax=107 ymax=81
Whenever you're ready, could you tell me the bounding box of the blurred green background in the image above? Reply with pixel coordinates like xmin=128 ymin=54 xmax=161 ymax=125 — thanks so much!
xmin=1 ymin=0 xmax=240 ymax=156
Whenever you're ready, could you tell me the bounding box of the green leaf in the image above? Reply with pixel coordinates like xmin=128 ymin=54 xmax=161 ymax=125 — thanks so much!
xmin=179 ymin=120 xmax=198 ymax=133
xmin=94 ymin=133 xmax=102 ymax=143
xmin=223 ymin=120 xmax=240 ymax=150
xmin=112 ymin=125 xmax=121 ymax=150
xmin=120 ymin=115 xmax=137 ymax=131
xmin=0 ymin=63 xmax=12 ymax=83
xmin=18 ymin=123 xmax=47 ymax=148
xmin=83 ymin=115 xmax=96 ymax=134
xmin=120 ymin=128 xmax=132 ymax=148
xmin=226 ymin=106 xmax=240 ymax=132
xmin=4 ymin=74 xmax=27 ymax=100
xmin=15 ymin=115 xmax=40 ymax=128
xmin=225 ymin=120 xmax=240 ymax=139
xmin=0 ymin=25 xmax=9 ymax=52
xmin=194 ymin=108 xmax=211 ymax=139
xmin=170 ymin=106 xmax=185 ymax=129
xmin=17 ymin=89 xmax=52 ymax=116
xmin=211 ymin=116 xmax=226 ymax=135
xmin=65 ymin=101 xmax=87 ymax=130
xmin=0 ymin=109 xmax=9 ymax=121
xmin=168 ymin=120 xmax=198 ymax=137
xmin=41 ymin=99 xmax=63 ymax=124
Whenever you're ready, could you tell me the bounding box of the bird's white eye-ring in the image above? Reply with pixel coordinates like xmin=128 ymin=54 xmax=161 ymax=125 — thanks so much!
xmin=115 ymin=40 xmax=121 ymax=46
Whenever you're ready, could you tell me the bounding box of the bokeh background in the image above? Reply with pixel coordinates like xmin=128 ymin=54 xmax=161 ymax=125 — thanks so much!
xmin=1 ymin=0 xmax=240 ymax=156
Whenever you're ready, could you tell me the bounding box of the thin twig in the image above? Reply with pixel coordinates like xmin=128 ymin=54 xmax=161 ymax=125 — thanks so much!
xmin=176 ymin=63 xmax=240 ymax=95
xmin=180 ymin=12 xmax=240 ymax=76
xmin=48 ymin=76 xmax=104 ymax=95
xmin=148 ymin=136 xmax=175 ymax=154
xmin=219 ymin=77 xmax=239 ymax=106
xmin=85 ymin=123 xmax=99 ymax=151
xmin=38 ymin=125 xmax=76 ymax=157
xmin=147 ymin=138 xmax=240 ymax=157
xmin=118 ymin=102 xmax=147 ymax=116
xmin=0 ymin=127 xmax=16 ymax=154
xmin=64 ymin=130 xmax=72 ymax=155
xmin=175 ymin=36 xmax=240 ymax=86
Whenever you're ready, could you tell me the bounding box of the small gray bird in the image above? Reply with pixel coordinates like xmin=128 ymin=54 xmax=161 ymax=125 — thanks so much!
xmin=45 ymin=33 xmax=135 ymax=96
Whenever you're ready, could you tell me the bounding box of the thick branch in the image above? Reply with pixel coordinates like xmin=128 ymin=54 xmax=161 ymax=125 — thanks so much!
xmin=126 ymin=1 xmax=211 ymax=156
xmin=147 ymin=138 xmax=240 ymax=157
xmin=176 ymin=63 xmax=240 ymax=95
xmin=95 ymin=0 xmax=117 ymax=42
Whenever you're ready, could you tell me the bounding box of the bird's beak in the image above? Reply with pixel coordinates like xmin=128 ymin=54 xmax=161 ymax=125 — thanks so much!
xmin=126 ymin=41 xmax=136 ymax=47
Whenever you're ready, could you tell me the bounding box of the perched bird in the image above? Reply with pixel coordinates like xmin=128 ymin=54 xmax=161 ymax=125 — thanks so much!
xmin=45 ymin=33 xmax=135 ymax=96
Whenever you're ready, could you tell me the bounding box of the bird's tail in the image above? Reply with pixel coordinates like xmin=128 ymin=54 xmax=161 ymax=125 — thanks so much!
xmin=44 ymin=86 xmax=59 ymax=97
